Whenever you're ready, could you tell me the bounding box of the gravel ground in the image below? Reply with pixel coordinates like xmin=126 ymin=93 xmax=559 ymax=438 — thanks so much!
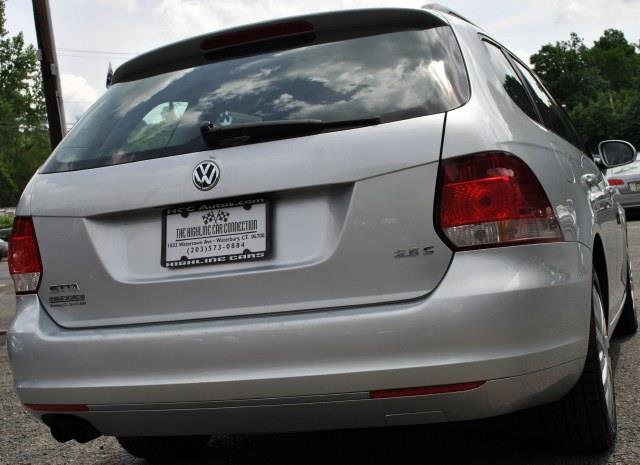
xmin=1 ymin=223 xmax=639 ymax=465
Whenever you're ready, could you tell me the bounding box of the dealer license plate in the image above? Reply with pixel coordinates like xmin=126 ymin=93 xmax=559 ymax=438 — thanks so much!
xmin=162 ymin=198 xmax=270 ymax=268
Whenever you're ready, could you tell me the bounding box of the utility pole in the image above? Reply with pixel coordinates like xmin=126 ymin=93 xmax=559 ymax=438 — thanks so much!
xmin=32 ymin=0 xmax=66 ymax=148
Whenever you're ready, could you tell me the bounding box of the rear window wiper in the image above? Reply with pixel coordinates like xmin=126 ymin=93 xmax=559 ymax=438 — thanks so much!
xmin=200 ymin=117 xmax=381 ymax=147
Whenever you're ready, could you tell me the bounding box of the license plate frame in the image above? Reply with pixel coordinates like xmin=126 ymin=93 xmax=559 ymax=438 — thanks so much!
xmin=161 ymin=197 xmax=271 ymax=269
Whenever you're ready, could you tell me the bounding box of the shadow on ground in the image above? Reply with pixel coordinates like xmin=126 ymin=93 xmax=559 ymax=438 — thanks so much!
xmin=625 ymin=208 xmax=640 ymax=222
xmin=132 ymin=418 xmax=613 ymax=465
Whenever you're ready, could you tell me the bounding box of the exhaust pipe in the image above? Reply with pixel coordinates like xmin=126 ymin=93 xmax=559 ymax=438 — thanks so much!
xmin=42 ymin=415 xmax=100 ymax=444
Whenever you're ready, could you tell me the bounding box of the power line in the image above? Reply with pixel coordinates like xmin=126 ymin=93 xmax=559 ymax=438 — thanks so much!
xmin=58 ymin=47 xmax=137 ymax=56
xmin=58 ymin=53 xmax=130 ymax=60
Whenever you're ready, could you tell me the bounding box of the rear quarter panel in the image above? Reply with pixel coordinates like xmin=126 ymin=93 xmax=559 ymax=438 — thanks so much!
xmin=444 ymin=17 xmax=626 ymax=323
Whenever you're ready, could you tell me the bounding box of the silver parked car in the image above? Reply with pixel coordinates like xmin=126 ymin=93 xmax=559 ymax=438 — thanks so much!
xmin=0 ymin=238 xmax=7 ymax=260
xmin=7 ymin=5 xmax=639 ymax=459
xmin=605 ymin=152 xmax=640 ymax=209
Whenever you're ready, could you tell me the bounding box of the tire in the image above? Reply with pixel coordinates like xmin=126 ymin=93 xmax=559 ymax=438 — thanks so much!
xmin=117 ymin=435 xmax=210 ymax=460
xmin=616 ymin=259 xmax=638 ymax=336
xmin=535 ymin=272 xmax=617 ymax=452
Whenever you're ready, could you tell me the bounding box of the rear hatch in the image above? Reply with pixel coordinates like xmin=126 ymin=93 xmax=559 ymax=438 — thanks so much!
xmin=30 ymin=9 xmax=470 ymax=328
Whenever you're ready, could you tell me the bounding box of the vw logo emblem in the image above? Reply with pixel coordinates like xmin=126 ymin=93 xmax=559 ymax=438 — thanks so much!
xmin=192 ymin=161 xmax=220 ymax=191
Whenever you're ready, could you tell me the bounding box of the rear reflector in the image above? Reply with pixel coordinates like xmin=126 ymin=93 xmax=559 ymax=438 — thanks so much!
xmin=25 ymin=404 xmax=89 ymax=412
xmin=370 ymin=381 xmax=485 ymax=399
xmin=608 ymin=178 xmax=624 ymax=186
xmin=437 ymin=152 xmax=563 ymax=250
xmin=8 ymin=217 xmax=42 ymax=295
xmin=200 ymin=21 xmax=315 ymax=51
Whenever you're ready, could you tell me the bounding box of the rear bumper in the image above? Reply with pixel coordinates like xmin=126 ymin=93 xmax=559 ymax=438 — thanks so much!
xmin=8 ymin=242 xmax=592 ymax=436
xmin=616 ymin=192 xmax=640 ymax=208
xmin=38 ymin=360 xmax=584 ymax=436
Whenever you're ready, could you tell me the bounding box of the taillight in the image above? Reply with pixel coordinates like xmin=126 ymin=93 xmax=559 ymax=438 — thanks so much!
xmin=8 ymin=217 xmax=42 ymax=295
xmin=608 ymin=179 xmax=624 ymax=186
xmin=437 ymin=152 xmax=563 ymax=250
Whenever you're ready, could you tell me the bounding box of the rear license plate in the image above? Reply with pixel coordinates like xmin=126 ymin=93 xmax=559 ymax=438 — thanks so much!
xmin=630 ymin=182 xmax=640 ymax=192
xmin=162 ymin=198 xmax=270 ymax=268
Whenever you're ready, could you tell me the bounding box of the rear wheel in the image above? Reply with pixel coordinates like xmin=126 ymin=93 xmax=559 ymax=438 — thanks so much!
xmin=536 ymin=273 xmax=616 ymax=452
xmin=117 ymin=435 xmax=210 ymax=460
xmin=616 ymin=258 xmax=638 ymax=336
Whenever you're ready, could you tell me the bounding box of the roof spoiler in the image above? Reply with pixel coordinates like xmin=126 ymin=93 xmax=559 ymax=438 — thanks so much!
xmin=112 ymin=8 xmax=446 ymax=85
xmin=422 ymin=4 xmax=478 ymax=27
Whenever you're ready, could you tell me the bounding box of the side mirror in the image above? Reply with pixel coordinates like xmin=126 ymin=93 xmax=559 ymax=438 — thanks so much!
xmin=598 ymin=140 xmax=637 ymax=168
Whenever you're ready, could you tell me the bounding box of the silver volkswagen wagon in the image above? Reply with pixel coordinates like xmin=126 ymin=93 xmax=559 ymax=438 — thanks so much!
xmin=7 ymin=5 xmax=639 ymax=459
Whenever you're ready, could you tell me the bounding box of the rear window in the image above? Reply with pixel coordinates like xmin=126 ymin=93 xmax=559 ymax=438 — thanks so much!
xmin=43 ymin=26 xmax=469 ymax=173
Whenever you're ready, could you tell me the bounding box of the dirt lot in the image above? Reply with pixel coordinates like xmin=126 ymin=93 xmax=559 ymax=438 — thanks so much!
xmin=1 ymin=224 xmax=640 ymax=465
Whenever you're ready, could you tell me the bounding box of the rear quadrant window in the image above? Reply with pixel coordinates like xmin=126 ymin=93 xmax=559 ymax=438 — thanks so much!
xmin=482 ymin=41 xmax=538 ymax=123
xmin=511 ymin=59 xmax=580 ymax=148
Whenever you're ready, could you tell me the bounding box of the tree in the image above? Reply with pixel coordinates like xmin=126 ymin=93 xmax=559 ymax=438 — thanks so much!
xmin=590 ymin=29 xmax=640 ymax=91
xmin=531 ymin=29 xmax=640 ymax=151
xmin=0 ymin=0 xmax=50 ymax=206
xmin=531 ymin=33 xmax=603 ymax=110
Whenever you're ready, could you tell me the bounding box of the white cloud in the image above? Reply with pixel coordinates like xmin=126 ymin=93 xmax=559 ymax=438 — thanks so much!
xmin=60 ymin=73 xmax=100 ymax=123
xmin=81 ymin=0 xmax=142 ymax=13
xmin=553 ymin=0 xmax=640 ymax=26
xmin=556 ymin=0 xmax=585 ymax=22
xmin=151 ymin=0 xmax=310 ymax=42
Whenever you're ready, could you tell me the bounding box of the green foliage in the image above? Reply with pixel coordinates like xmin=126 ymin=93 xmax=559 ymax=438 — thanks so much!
xmin=531 ymin=29 xmax=640 ymax=152
xmin=0 ymin=215 xmax=12 ymax=229
xmin=0 ymin=0 xmax=50 ymax=206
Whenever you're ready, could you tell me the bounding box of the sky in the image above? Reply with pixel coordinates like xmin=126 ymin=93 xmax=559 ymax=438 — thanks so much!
xmin=5 ymin=0 xmax=640 ymax=125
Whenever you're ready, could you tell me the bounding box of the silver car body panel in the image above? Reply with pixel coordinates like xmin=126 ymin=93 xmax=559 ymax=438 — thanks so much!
xmin=9 ymin=8 xmax=629 ymax=436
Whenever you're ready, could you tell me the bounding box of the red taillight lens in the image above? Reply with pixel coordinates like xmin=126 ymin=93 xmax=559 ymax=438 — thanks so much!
xmin=437 ymin=152 xmax=563 ymax=250
xmin=8 ymin=217 xmax=42 ymax=295
xmin=608 ymin=178 xmax=624 ymax=186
